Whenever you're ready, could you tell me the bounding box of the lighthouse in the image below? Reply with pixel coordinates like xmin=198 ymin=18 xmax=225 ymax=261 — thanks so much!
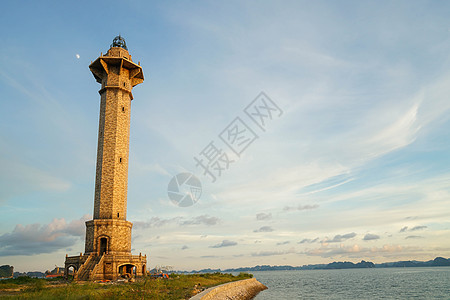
xmin=65 ymin=36 xmax=147 ymax=280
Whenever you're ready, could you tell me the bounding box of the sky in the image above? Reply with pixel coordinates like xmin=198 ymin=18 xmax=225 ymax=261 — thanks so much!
xmin=1 ymin=0 xmax=450 ymax=272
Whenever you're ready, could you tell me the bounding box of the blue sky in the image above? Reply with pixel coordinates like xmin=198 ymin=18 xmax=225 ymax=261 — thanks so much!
xmin=1 ymin=0 xmax=450 ymax=272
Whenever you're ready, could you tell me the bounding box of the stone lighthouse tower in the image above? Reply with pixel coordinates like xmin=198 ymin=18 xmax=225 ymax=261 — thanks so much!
xmin=65 ymin=36 xmax=147 ymax=280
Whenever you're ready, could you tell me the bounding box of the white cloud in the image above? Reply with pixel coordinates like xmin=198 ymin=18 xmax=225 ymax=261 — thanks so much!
xmin=362 ymin=103 xmax=420 ymax=158
xmin=0 ymin=216 xmax=89 ymax=256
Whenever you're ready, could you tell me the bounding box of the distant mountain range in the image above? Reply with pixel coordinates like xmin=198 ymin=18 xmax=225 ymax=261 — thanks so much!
xmin=182 ymin=257 xmax=450 ymax=273
xmin=4 ymin=257 xmax=450 ymax=276
xmin=12 ymin=271 xmax=46 ymax=278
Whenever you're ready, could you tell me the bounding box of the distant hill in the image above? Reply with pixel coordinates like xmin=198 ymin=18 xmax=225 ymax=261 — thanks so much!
xmin=13 ymin=271 xmax=45 ymax=278
xmin=222 ymin=260 xmax=375 ymax=272
xmin=175 ymin=257 xmax=450 ymax=273
xmin=6 ymin=257 xmax=450 ymax=276
xmin=222 ymin=257 xmax=450 ymax=272
xmin=324 ymin=260 xmax=375 ymax=269
xmin=376 ymin=257 xmax=450 ymax=268
xmin=0 ymin=265 xmax=14 ymax=278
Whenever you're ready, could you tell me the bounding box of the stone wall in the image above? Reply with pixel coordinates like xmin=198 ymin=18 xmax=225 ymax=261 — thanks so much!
xmin=94 ymin=253 xmax=147 ymax=280
xmin=190 ymin=278 xmax=268 ymax=300
xmin=93 ymin=78 xmax=132 ymax=221
xmin=85 ymin=219 xmax=132 ymax=254
xmin=90 ymin=46 xmax=142 ymax=222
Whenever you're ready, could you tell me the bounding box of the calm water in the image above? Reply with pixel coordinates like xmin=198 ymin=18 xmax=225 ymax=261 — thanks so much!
xmin=252 ymin=267 xmax=450 ymax=299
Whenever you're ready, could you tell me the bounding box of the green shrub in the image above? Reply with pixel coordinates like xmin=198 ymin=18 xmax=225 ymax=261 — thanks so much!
xmin=0 ymin=272 xmax=255 ymax=299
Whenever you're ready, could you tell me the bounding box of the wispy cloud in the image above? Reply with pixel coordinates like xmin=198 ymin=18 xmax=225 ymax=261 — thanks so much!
xmin=363 ymin=233 xmax=380 ymax=241
xmin=210 ymin=240 xmax=238 ymax=248
xmin=254 ymin=226 xmax=274 ymax=233
xmin=406 ymin=235 xmax=424 ymax=240
xmin=410 ymin=226 xmax=427 ymax=231
xmin=299 ymin=238 xmax=319 ymax=244
xmin=134 ymin=163 xmax=171 ymax=176
xmin=363 ymin=103 xmax=420 ymax=157
xmin=0 ymin=156 xmax=71 ymax=204
xmin=134 ymin=217 xmax=180 ymax=228
xmin=324 ymin=232 xmax=357 ymax=243
xmin=134 ymin=215 xmax=220 ymax=229
xmin=399 ymin=225 xmax=427 ymax=233
xmin=251 ymin=248 xmax=295 ymax=257
xmin=180 ymin=215 xmax=220 ymax=226
xmin=283 ymin=204 xmax=319 ymax=212
xmin=304 ymin=244 xmax=404 ymax=258
xmin=276 ymin=241 xmax=290 ymax=246
xmin=256 ymin=213 xmax=272 ymax=221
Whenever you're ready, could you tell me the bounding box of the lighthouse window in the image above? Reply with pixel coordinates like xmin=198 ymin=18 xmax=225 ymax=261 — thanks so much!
xmin=122 ymin=106 xmax=125 ymax=112
xmin=123 ymin=82 xmax=126 ymax=87
xmin=119 ymin=157 xmax=122 ymax=163
xmin=117 ymin=213 xmax=120 ymax=218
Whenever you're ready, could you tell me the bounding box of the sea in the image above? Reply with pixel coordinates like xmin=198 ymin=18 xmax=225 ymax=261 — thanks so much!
xmin=251 ymin=267 xmax=450 ymax=299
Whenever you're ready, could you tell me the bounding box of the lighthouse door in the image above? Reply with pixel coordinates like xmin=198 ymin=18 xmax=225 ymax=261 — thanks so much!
xmin=99 ymin=238 xmax=108 ymax=255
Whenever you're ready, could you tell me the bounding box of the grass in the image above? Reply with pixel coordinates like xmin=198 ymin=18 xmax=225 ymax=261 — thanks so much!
xmin=0 ymin=272 xmax=253 ymax=299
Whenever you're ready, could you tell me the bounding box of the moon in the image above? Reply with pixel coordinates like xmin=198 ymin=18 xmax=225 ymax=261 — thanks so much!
xmin=76 ymin=54 xmax=80 ymax=59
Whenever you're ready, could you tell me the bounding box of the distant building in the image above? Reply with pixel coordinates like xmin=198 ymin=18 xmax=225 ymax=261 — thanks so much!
xmin=64 ymin=36 xmax=147 ymax=281
xmin=45 ymin=267 xmax=65 ymax=278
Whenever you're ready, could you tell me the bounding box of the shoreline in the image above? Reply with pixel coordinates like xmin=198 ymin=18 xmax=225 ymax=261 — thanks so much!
xmin=189 ymin=278 xmax=267 ymax=300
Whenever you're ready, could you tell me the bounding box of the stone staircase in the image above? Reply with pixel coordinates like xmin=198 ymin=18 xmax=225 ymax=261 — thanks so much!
xmin=76 ymin=254 xmax=101 ymax=281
